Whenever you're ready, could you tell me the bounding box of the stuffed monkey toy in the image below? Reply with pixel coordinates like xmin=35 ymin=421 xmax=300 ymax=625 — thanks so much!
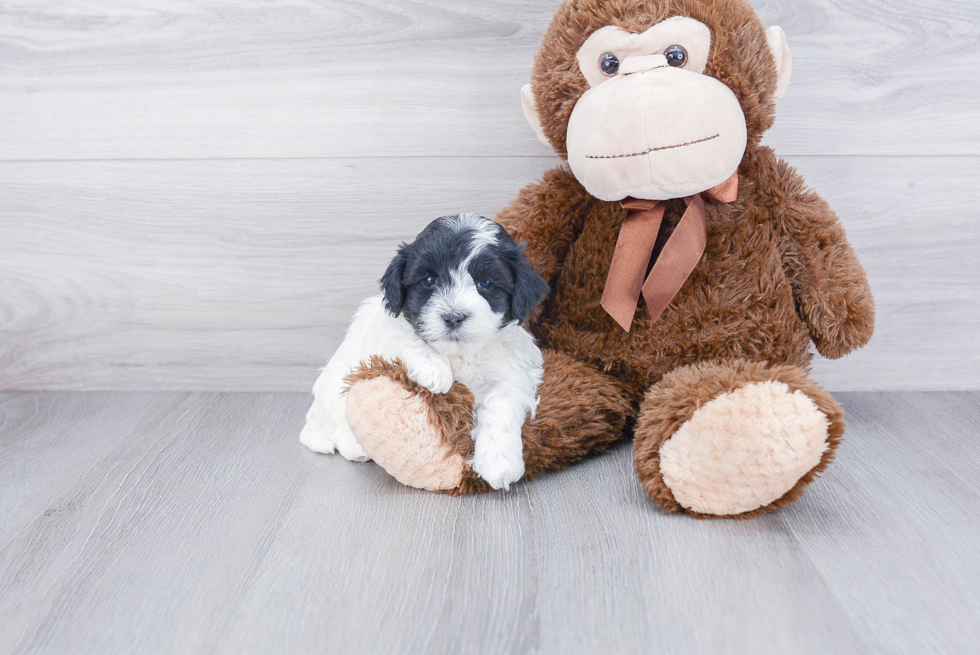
xmin=344 ymin=0 xmax=874 ymax=518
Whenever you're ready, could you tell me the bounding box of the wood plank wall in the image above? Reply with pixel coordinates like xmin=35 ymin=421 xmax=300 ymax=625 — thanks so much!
xmin=1 ymin=0 xmax=977 ymax=391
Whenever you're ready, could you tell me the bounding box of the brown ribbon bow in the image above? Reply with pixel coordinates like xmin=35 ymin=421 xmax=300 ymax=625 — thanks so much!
xmin=600 ymin=172 xmax=739 ymax=332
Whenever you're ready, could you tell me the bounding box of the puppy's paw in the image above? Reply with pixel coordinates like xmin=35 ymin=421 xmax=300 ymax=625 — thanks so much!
xmin=300 ymin=420 xmax=371 ymax=462
xmin=300 ymin=419 xmax=336 ymax=454
xmin=471 ymin=440 xmax=526 ymax=491
xmin=333 ymin=425 xmax=371 ymax=462
xmin=404 ymin=351 xmax=454 ymax=394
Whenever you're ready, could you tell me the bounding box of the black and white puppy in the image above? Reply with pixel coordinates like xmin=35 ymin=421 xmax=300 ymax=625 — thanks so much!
xmin=301 ymin=213 xmax=548 ymax=490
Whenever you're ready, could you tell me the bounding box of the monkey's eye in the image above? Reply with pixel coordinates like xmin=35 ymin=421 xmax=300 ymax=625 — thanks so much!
xmin=664 ymin=45 xmax=688 ymax=67
xmin=599 ymin=52 xmax=620 ymax=77
xmin=422 ymin=276 xmax=438 ymax=288
xmin=476 ymin=279 xmax=494 ymax=291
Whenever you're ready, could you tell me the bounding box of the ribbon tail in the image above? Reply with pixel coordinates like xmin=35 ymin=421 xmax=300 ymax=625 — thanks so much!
xmin=640 ymin=194 xmax=707 ymax=323
xmin=601 ymin=202 xmax=665 ymax=332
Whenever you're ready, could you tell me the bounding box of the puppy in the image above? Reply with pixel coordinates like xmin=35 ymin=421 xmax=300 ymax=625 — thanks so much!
xmin=300 ymin=213 xmax=548 ymax=490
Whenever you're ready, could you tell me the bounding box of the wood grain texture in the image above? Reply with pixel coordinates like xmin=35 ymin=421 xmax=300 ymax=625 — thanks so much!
xmin=1 ymin=391 xmax=978 ymax=654
xmin=1 ymin=0 xmax=977 ymax=391
xmin=784 ymin=392 xmax=980 ymax=655
xmin=797 ymin=156 xmax=980 ymax=391
xmin=0 ymin=392 xmax=180 ymax=540
xmin=0 ymin=392 xmax=315 ymax=654
xmin=0 ymin=0 xmax=977 ymax=159
xmin=2 ymin=155 xmax=977 ymax=391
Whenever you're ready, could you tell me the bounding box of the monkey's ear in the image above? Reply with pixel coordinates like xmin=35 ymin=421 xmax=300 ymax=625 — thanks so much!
xmin=521 ymin=85 xmax=552 ymax=148
xmin=766 ymin=26 xmax=793 ymax=100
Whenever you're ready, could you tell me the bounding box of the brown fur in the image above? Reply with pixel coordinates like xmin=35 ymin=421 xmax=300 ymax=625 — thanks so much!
xmin=530 ymin=0 xmax=781 ymax=157
xmin=345 ymin=356 xmax=476 ymax=463
xmin=632 ymin=360 xmax=845 ymax=518
xmin=451 ymin=350 xmax=632 ymax=494
xmin=346 ymin=352 xmax=631 ymax=495
xmin=346 ymin=0 xmax=873 ymax=515
xmin=492 ymin=0 xmax=874 ymax=514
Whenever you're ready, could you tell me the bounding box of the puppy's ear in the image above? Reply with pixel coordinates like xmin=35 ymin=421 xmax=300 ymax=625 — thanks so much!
xmin=380 ymin=245 xmax=409 ymax=316
xmin=504 ymin=242 xmax=548 ymax=324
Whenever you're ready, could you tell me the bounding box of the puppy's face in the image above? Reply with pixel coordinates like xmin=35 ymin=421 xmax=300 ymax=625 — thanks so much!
xmin=381 ymin=214 xmax=548 ymax=354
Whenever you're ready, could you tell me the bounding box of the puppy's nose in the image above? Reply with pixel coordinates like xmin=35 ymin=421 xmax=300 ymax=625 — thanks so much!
xmin=442 ymin=311 xmax=469 ymax=330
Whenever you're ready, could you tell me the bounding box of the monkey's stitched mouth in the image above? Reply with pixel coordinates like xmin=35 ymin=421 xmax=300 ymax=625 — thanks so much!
xmin=586 ymin=134 xmax=720 ymax=159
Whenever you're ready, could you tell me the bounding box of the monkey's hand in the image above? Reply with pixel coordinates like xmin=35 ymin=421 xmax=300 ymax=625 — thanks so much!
xmin=773 ymin=155 xmax=875 ymax=359
xmin=795 ymin=272 xmax=876 ymax=360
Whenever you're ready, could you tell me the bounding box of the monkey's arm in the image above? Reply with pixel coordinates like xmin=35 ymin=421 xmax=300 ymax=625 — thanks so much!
xmin=771 ymin=156 xmax=875 ymax=359
xmin=495 ymin=167 xmax=591 ymax=284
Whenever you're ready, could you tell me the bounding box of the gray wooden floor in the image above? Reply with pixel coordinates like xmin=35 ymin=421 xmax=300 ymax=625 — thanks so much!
xmin=1 ymin=392 xmax=978 ymax=655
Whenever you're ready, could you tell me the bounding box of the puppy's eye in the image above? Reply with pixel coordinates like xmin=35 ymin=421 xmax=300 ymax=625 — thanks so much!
xmin=422 ymin=276 xmax=438 ymax=288
xmin=476 ymin=280 xmax=494 ymax=291
xmin=664 ymin=45 xmax=688 ymax=67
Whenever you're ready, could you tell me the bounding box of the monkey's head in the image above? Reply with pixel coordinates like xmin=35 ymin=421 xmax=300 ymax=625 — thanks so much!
xmin=521 ymin=0 xmax=792 ymax=202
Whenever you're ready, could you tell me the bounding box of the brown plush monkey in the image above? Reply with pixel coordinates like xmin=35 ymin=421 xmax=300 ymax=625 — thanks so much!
xmin=345 ymin=0 xmax=875 ymax=518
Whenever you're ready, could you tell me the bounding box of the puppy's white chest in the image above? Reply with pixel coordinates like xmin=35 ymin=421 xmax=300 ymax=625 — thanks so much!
xmin=448 ymin=356 xmax=494 ymax=399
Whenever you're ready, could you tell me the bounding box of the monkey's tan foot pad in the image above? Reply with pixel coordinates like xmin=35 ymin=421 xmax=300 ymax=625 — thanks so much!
xmin=345 ymin=356 xmax=476 ymax=493
xmin=658 ymin=381 xmax=831 ymax=516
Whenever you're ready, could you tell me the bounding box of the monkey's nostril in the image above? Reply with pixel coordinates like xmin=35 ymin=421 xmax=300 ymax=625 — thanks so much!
xmin=442 ymin=311 xmax=468 ymax=329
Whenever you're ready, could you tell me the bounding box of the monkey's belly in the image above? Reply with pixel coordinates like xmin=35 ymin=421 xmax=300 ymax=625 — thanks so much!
xmin=535 ymin=256 xmax=812 ymax=399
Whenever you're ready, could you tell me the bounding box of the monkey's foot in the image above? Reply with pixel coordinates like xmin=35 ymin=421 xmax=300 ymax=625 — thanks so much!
xmin=633 ymin=360 xmax=844 ymax=518
xmin=345 ymin=351 xmax=631 ymax=495
xmin=344 ymin=357 xmax=485 ymax=493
